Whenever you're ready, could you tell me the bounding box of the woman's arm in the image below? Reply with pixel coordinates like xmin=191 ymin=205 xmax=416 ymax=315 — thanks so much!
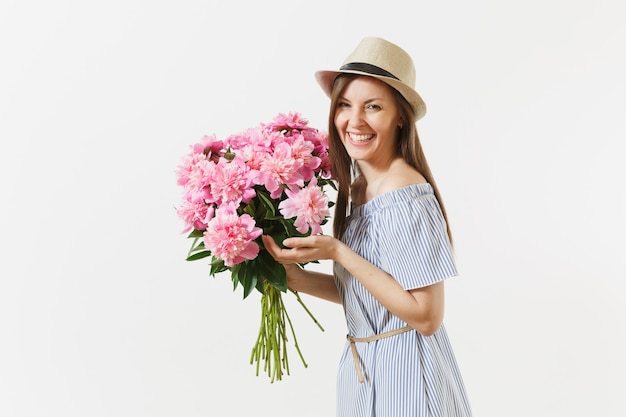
xmin=337 ymin=242 xmax=444 ymax=336
xmin=264 ymin=234 xmax=445 ymax=336
xmin=283 ymin=264 xmax=342 ymax=304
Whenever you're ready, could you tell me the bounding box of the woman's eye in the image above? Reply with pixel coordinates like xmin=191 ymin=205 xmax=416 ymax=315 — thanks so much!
xmin=337 ymin=102 xmax=350 ymax=108
xmin=366 ymin=104 xmax=381 ymax=110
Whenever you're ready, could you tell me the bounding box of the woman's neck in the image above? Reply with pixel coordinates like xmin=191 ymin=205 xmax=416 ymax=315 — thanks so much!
xmin=356 ymin=155 xmax=401 ymax=184
xmin=353 ymin=157 xmax=426 ymax=204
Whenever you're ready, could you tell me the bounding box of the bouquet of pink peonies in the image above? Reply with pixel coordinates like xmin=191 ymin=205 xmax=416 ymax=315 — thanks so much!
xmin=175 ymin=112 xmax=334 ymax=382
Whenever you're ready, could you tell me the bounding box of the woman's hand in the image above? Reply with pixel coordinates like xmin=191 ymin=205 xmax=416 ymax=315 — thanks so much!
xmin=261 ymin=235 xmax=342 ymax=304
xmin=262 ymin=234 xmax=343 ymax=265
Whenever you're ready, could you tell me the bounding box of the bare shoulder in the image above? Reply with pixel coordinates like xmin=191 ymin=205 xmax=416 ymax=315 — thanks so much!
xmin=379 ymin=159 xmax=427 ymax=194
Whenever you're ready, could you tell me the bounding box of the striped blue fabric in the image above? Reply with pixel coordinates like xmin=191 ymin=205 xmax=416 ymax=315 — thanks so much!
xmin=333 ymin=183 xmax=472 ymax=417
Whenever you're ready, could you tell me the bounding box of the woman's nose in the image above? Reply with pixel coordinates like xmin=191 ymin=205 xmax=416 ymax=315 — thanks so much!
xmin=347 ymin=108 xmax=365 ymax=128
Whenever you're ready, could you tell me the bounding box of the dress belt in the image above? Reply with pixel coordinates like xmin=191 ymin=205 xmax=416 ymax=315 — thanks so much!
xmin=346 ymin=325 xmax=413 ymax=384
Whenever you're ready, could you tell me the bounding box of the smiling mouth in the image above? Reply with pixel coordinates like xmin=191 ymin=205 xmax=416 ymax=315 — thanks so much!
xmin=348 ymin=133 xmax=374 ymax=144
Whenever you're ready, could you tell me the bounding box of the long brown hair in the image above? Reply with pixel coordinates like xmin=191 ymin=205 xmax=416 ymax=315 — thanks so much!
xmin=328 ymin=74 xmax=452 ymax=244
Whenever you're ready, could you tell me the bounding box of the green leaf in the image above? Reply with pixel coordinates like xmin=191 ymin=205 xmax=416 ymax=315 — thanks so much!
xmin=187 ymin=229 xmax=205 ymax=238
xmin=255 ymin=278 xmax=266 ymax=294
xmin=186 ymin=238 xmax=206 ymax=260
xmin=256 ymin=190 xmax=276 ymax=215
xmin=263 ymin=214 xmax=284 ymax=221
xmin=231 ymin=264 xmax=241 ymax=291
xmin=265 ymin=231 xmax=288 ymax=249
xmin=252 ymin=201 xmax=266 ymax=222
xmin=258 ymin=250 xmax=287 ymax=291
xmin=240 ymin=263 xmax=258 ymax=299
xmin=242 ymin=201 xmax=255 ymax=217
xmin=186 ymin=251 xmax=211 ymax=261
xmin=278 ymin=218 xmax=298 ymax=237
xmin=209 ymin=257 xmax=227 ymax=276
xmin=266 ymin=268 xmax=288 ymax=292
xmin=188 ymin=240 xmax=206 ymax=253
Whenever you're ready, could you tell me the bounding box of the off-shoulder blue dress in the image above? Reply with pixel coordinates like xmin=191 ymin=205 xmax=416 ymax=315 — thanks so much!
xmin=334 ymin=183 xmax=472 ymax=417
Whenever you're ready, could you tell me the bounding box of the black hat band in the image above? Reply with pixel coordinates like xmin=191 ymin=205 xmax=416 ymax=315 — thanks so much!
xmin=339 ymin=62 xmax=400 ymax=81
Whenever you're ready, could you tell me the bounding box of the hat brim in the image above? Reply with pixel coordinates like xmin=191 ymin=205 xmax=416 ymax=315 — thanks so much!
xmin=315 ymin=69 xmax=426 ymax=121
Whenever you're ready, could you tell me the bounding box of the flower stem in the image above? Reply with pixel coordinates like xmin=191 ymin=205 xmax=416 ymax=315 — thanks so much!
xmin=250 ymin=281 xmax=325 ymax=382
xmin=290 ymin=289 xmax=325 ymax=332
xmin=283 ymin=298 xmax=308 ymax=368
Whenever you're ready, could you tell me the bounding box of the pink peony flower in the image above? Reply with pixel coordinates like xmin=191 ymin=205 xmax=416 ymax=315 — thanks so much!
xmin=288 ymin=134 xmax=321 ymax=182
xmin=205 ymin=156 xmax=256 ymax=206
xmin=194 ymin=134 xmax=225 ymax=162
xmin=311 ymin=129 xmax=330 ymax=153
xmin=181 ymin=157 xmax=216 ymax=203
xmin=317 ymin=150 xmax=332 ymax=179
xmin=258 ymin=142 xmax=304 ymax=199
xmin=226 ymin=127 xmax=273 ymax=154
xmin=176 ymin=135 xmax=225 ymax=195
xmin=203 ymin=202 xmax=263 ymax=267
xmin=278 ymin=177 xmax=330 ymax=235
xmin=176 ymin=197 xmax=215 ymax=233
xmin=266 ymin=112 xmax=310 ymax=131
xmin=176 ymin=151 xmax=205 ymax=187
xmin=232 ymin=142 xmax=264 ymax=171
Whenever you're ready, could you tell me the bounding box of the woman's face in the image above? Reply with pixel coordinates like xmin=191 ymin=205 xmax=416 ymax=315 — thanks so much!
xmin=333 ymin=76 xmax=402 ymax=168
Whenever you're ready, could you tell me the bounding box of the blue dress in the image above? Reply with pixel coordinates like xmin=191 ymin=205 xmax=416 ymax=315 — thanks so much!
xmin=333 ymin=183 xmax=472 ymax=417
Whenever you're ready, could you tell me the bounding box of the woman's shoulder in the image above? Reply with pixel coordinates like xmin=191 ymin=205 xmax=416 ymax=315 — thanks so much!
xmin=350 ymin=160 xmax=430 ymax=206
xmin=377 ymin=159 xmax=427 ymax=196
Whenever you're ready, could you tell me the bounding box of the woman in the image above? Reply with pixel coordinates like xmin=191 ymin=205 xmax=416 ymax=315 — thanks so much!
xmin=262 ymin=37 xmax=472 ymax=417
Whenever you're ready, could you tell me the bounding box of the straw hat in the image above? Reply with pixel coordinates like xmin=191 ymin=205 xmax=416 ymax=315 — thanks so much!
xmin=315 ymin=37 xmax=426 ymax=121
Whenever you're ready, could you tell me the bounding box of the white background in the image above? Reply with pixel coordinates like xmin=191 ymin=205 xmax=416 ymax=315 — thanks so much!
xmin=1 ymin=1 xmax=624 ymax=416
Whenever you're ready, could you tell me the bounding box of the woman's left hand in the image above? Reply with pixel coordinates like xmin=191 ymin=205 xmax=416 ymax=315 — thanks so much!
xmin=262 ymin=234 xmax=342 ymax=265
